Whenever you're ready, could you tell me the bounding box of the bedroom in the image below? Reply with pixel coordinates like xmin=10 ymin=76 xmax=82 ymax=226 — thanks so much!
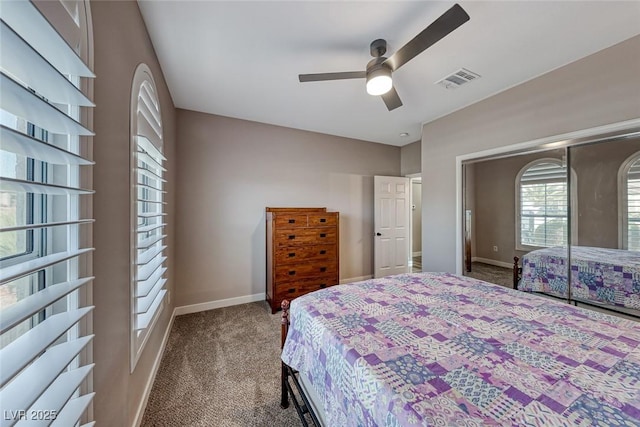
xmin=0 ymin=1 xmax=639 ymax=426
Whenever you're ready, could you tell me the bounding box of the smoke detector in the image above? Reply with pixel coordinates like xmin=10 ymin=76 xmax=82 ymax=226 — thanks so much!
xmin=436 ymin=68 xmax=480 ymax=89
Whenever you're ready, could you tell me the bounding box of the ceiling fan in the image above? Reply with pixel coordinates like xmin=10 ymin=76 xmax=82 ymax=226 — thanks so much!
xmin=298 ymin=4 xmax=470 ymax=111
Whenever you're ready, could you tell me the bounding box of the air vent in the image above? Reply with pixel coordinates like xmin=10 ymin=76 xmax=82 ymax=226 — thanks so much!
xmin=436 ymin=68 xmax=480 ymax=89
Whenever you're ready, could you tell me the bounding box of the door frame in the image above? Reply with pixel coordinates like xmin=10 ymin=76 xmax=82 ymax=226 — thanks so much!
xmin=406 ymin=172 xmax=421 ymax=271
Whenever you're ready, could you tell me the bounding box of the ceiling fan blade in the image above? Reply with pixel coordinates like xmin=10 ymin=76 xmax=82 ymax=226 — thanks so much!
xmin=385 ymin=4 xmax=470 ymax=71
xmin=299 ymin=71 xmax=366 ymax=82
xmin=381 ymin=86 xmax=402 ymax=111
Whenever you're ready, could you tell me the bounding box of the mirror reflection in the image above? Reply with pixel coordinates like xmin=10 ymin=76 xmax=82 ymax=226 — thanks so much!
xmin=566 ymin=137 xmax=640 ymax=314
xmin=463 ymin=135 xmax=640 ymax=318
xmin=463 ymin=148 xmax=568 ymax=291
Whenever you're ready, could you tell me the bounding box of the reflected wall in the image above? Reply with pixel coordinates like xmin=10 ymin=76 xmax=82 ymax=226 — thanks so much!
xmin=462 ymin=134 xmax=640 ymax=310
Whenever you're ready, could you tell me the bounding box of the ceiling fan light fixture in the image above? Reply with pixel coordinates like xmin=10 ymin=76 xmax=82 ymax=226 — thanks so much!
xmin=366 ymin=66 xmax=392 ymax=96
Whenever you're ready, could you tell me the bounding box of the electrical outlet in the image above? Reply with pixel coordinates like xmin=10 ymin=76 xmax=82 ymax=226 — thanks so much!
xmin=493 ymin=245 xmax=498 ymax=252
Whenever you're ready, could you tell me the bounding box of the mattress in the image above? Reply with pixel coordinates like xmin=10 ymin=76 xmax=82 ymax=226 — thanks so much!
xmin=281 ymin=272 xmax=640 ymax=426
xmin=520 ymin=245 xmax=640 ymax=309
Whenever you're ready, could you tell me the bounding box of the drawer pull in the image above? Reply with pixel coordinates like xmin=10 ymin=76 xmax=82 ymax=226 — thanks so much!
xmin=288 ymin=219 xmax=295 ymax=223
xmin=319 ymin=233 xmax=326 ymax=238
xmin=288 ymin=271 xmax=296 ymax=276
xmin=319 ymin=250 xmax=326 ymax=255
xmin=320 ymin=284 xmax=327 ymax=289
xmin=288 ymin=288 xmax=295 ymax=293
xmin=320 ymin=267 xmax=327 ymax=272
xmin=320 ymin=218 xmax=326 ymax=223
xmin=288 ymin=235 xmax=295 ymax=240
xmin=288 ymin=253 xmax=295 ymax=257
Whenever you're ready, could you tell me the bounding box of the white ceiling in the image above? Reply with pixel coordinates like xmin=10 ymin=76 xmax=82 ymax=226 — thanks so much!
xmin=137 ymin=1 xmax=640 ymax=147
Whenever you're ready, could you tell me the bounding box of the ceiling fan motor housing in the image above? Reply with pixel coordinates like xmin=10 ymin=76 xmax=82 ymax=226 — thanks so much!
xmin=366 ymin=57 xmax=392 ymax=78
xmin=367 ymin=39 xmax=392 ymax=83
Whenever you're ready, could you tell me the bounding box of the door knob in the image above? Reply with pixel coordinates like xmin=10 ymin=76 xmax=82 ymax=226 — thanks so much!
xmin=376 ymin=232 xmax=382 ymax=236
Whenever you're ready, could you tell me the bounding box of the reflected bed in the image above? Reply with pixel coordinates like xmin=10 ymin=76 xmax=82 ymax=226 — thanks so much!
xmin=516 ymin=245 xmax=640 ymax=310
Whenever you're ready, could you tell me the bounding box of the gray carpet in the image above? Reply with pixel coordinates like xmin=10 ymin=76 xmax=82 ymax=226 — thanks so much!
xmin=141 ymin=302 xmax=301 ymax=427
xmin=464 ymin=262 xmax=514 ymax=288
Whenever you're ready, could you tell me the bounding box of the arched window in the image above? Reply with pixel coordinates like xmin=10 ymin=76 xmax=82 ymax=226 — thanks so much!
xmin=130 ymin=64 xmax=167 ymax=369
xmin=516 ymin=158 xmax=575 ymax=249
xmin=619 ymin=152 xmax=640 ymax=251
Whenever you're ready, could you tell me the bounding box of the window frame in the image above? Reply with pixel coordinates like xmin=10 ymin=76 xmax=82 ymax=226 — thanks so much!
xmin=0 ymin=156 xmax=36 ymax=263
xmin=515 ymin=157 xmax=578 ymax=251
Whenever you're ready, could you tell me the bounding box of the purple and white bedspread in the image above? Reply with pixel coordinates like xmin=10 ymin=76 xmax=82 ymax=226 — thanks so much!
xmin=520 ymin=246 xmax=640 ymax=309
xmin=281 ymin=272 xmax=640 ymax=426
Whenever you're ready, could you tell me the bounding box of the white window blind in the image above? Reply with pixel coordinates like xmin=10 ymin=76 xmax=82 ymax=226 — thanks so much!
xmin=518 ymin=160 xmax=568 ymax=248
xmin=0 ymin=1 xmax=94 ymax=426
xmin=626 ymin=157 xmax=640 ymax=251
xmin=131 ymin=64 xmax=167 ymax=370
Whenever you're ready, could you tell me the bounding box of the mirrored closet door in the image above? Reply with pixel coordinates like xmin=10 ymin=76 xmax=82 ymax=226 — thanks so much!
xmin=566 ymin=136 xmax=640 ymax=314
xmin=462 ymin=148 xmax=569 ymax=294
xmin=462 ymin=131 xmax=640 ymax=317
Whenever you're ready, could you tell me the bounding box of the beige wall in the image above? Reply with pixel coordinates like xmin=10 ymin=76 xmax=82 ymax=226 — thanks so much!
xmin=572 ymin=137 xmax=640 ymax=247
xmin=401 ymin=140 xmax=421 ymax=176
xmin=421 ymin=35 xmax=640 ymax=272
xmin=91 ymin=1 xmax=176 ymax=425
xmin=175 ymin=110 xmax=400 ymax=307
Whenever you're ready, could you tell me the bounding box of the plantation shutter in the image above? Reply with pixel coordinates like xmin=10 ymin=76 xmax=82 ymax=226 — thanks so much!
xmin=520 ymin=161 xmax=568 ymax=247
xmin=134 ymin=135 xmax=167 ymax=331
xmin=0 ymin=1 xmax=95 ymax=426
xmin=627 ymin=159 xmax=640 ymax=250
xmin=131 ymin=68 xmax=166 ymax=367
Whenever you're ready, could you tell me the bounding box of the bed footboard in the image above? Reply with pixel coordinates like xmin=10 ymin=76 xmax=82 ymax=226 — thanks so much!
xmin=513 ymin=256 xmax=521 ymax=290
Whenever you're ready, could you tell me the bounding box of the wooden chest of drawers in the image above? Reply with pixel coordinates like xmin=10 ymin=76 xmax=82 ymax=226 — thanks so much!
xmin=266 ymin=207 xmax=339 ymax=313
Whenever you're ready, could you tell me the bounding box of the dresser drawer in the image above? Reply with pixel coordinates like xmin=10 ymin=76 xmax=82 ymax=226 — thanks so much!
xmin=274 ymin=228 xmax=337 ymax=246
xmin=275 ymin=263 xmax=337 ymax=282
xmin=274 ymin=245 xmax=336 ymax=265
xmin=308 ymin=213 xmax=337 ymax=227
xmin=274 ymin=278 xmax=337 ymax=301
xmin=274 ymin=214 xmax=308 ymax=228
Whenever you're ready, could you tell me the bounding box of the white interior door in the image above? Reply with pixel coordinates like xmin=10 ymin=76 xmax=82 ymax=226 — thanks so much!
xmin=374 ymin=175 xmax=411 ymax=278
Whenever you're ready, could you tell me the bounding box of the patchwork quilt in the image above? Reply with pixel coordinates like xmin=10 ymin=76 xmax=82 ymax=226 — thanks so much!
xmin=281 ymin=272 xmax=640 ymax=426
xmin=520 ymin=246 xmax=640 ymax=309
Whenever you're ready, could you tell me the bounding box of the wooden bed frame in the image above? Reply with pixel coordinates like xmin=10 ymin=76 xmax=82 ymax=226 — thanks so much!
xmin=512 ymin=256 xmax=640 ymax=319
xmin=280 ymin=300 xmax=321 ymax=427
xmin=512 ymin=256 xmax=522 ymax=290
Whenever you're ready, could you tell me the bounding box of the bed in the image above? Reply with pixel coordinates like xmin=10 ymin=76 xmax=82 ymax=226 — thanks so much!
xmin=514 ymin=246 xmax=640 ymax=311
xmin=280 ymin=272 xmax=640 ymax=426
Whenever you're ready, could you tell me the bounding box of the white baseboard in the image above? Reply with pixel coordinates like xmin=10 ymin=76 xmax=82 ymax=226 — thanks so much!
xmin=412 ymin=251 xmax=422 ymax=257
xmin=472 ymin=257 xmax=514 ymax=269
xmin=133 ymin=307 xmax=177 ymax=427
xmin=174 ymin=293 xmax=266 ymax=316
xmin=340 ymin=275 xmax=373 ymax=285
